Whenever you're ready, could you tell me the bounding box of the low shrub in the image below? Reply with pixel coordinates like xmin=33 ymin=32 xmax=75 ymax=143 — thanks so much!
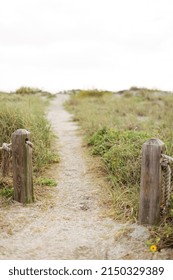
xmin=75 ymin=89 xmax=112 ymax=98
xmin=15 ymin=86 xmax=42 ymax=94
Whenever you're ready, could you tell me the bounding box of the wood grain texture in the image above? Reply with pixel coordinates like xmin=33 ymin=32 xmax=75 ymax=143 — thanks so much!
xmin=139 ymin=138 xmax=165 ymax=225
xmin=12 ymin=129 xmax=33 ymax=203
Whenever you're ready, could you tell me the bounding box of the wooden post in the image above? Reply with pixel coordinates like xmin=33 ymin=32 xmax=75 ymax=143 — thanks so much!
xmin=12 ymin=129 xmax=34 ymax=203
xmin=139 ymin=138 xmax=165 ymax=225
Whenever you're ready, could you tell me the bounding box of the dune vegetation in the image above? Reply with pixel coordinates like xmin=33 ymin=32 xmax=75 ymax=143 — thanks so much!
xmin=0 ymin=90 xmax=58 ymax=200
xmin=66 ymin=87 xmax=173 ymax=250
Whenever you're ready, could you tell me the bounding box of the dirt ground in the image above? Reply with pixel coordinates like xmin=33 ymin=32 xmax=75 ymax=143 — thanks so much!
xmin=0 ymin=94 xmax=172 ymax=260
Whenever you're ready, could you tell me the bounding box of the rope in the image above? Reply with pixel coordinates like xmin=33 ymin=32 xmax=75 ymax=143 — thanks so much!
xmin=162 ymin=164 xmax=171 ymax=213
xmin=25 ymin=140 xmax=34 ymax=149
xmin=161 ymin=154 xmax=173 ymax=213
xmin=0 ymin=143 xmax=12 ymax=153
xmin=0 ymin=141 xmax=33 ymax=150
xmin=161 ymin=154 xmax=173 ymax=163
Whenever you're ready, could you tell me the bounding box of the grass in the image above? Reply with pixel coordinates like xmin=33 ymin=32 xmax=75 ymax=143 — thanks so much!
xmin=0 ymin=187 xmax=13 ymax=199
xmin=15 ymin=86 xmax=42 ymax=94
xmin=0 ymin=91 xmax=59 ymax=202
xmin=65 ymin=88 xmax=173 ymax=250
xmin=0 ymin=93 xmax=58 ymax=172
xmin=14 ymin=86 xmax=55 ymax=99
xmin=36 ymin=177 xmax=57 ymax=187
xmin=74 ymin=89 xmax=113 ymax=98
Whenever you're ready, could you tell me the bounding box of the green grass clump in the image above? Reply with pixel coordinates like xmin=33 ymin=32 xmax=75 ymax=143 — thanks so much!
xmin=74 ymin=89 xmax=112 ymax=98
xmin=88 ymin=127 xmax=151 ymax=219
xmin=15 ymin=86 xmax=42 ymax=94
xmin=36 ymin=177 xmax=57 ymax=187
xmin=0 ymin=187 xmax=13 ymax=199
xmin=89 ymin=128 xmax=149 ymax=185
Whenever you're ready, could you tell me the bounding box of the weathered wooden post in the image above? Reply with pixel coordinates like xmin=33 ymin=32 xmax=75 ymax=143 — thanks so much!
xmin=12 ymin=129 xmax=34 ymax=203
xmin=139 ymin=138 xmax=165 ymax=225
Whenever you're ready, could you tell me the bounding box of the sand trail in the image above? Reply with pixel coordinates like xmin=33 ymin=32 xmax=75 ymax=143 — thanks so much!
xmin=0 ymin=95 xmax=171 ymax=260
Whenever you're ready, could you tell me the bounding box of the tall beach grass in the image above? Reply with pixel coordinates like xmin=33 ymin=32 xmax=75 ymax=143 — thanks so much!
xmin=0 ymin=93 xmax=57 ymax=174
xmin=66 ymin=88 xmax=173 ymax=249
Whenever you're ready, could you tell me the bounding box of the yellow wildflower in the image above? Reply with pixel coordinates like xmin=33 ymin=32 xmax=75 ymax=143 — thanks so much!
xmin=150 ymin=244 xmax=157 ymax=252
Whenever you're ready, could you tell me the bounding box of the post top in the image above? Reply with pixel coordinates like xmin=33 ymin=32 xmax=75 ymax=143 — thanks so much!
xmin=12 ymin=129 xmax=30 ymax=135
xmin=144 ymin=138 xmax=164 ymax=146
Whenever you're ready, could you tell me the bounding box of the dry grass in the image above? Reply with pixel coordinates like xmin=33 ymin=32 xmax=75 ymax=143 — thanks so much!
xmin=65 ymin=88 xmax=173 ymax=249
xmin=0 ymin=92 xmax=59 ymax=204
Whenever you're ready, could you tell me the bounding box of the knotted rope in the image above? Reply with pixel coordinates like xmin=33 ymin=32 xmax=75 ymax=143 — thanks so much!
xmin=0 ymin=143 xmax=12 ymax=153
xmin=0 ymin=141 xmax=34 ymax=150
xmin=0 ymin=143 xmax=12 ymax=178
xmin=161 ymin=154 xmax=173 ymax=213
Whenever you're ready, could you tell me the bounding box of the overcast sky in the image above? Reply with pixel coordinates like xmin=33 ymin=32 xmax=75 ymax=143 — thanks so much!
xmin=0 ymin=0 xmax=173 ymax=93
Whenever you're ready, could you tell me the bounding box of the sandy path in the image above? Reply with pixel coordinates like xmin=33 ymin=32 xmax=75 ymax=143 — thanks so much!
xmin=0 ymin=95 xmax=172 ymax=259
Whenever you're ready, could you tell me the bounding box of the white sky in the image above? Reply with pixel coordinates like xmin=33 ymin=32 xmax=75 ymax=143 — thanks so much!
xmin=0 ymin=0 xmax=173 ymax=93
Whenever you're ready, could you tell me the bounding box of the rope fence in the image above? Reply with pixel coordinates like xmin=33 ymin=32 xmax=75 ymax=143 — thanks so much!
xmin=0 ymin=134 xmax=172 ymax=216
